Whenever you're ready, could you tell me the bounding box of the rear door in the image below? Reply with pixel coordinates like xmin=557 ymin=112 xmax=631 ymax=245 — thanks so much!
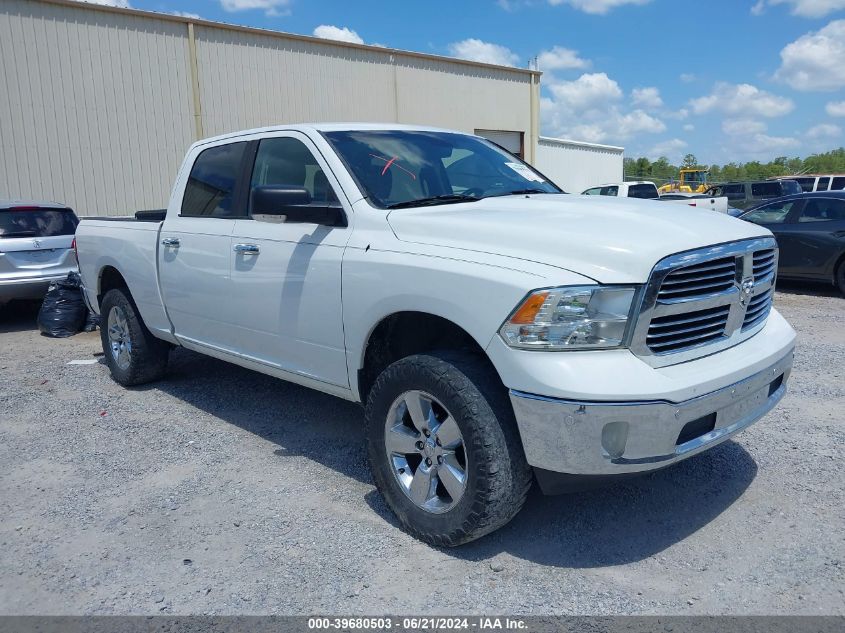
xmin=776 ymin=198 xmax=845 ymax=279
xmin=0 ymin=206 xmax=78 ymax=283
xmin=158 ymin=141 xmax=248 ymax=352
xmin=227 ymin=132 xmax=351 ymax=387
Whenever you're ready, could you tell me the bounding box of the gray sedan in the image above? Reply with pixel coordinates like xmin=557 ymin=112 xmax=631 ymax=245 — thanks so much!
xmin=0 ymin=200 xmax=79 ymax=304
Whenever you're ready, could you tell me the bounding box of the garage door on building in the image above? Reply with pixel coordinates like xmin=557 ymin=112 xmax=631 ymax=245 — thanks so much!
xmin=475 ymin=129 xmax=524 ymax=158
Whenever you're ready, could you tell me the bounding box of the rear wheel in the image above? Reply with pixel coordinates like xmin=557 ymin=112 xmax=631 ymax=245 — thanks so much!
xmin=99 ymin=288 xmax=169 ymax=386
xmin=365 ymin=351 xmax=532 ymax=546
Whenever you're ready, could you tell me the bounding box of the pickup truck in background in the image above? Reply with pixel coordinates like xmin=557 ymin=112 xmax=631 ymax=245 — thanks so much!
xmin=583 ymin=182 xmax=730 ymax=214
xmin=75 ymin=124 xmax=796 ymax=545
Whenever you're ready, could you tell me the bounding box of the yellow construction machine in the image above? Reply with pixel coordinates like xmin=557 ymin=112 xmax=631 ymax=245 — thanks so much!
xmin=657 ymin=168 xmax=710 ymax=194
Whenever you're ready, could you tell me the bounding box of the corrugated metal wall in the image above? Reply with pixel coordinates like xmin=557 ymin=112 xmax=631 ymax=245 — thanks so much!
xmin=1 ymin=0 xmax=537 ymax=215
xmin=536 ymin=137 xmax=624 ymax=193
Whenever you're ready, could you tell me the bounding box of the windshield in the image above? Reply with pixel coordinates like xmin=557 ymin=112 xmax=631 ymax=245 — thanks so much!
xmin=322 ymin=130 xmax=561 ymax=208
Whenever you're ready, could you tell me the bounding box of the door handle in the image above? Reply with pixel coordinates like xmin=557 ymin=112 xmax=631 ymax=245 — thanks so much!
xmin=161 ymin=237 xmax=180 ymax=248
xmin=233 ymin=243 xmax=260 ymax=254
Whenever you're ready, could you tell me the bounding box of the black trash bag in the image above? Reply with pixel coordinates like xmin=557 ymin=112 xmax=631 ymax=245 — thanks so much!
xmin=83 ymin=310 xmax=100 ymax=332
xmin=37 ymin=272 xmax=87 ymax=338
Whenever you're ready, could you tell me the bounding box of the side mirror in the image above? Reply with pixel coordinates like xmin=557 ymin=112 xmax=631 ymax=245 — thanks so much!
xmin=251 ymin=186 xmax=347 ymax=227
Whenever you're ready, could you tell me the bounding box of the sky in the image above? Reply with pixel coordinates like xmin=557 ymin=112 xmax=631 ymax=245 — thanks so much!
xmin=83 ymin=0 xmax=845 ymax=165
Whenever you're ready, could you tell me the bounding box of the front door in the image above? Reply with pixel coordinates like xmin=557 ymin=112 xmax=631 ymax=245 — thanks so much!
xmin=228 ymin=132 xmax=352 ymax=388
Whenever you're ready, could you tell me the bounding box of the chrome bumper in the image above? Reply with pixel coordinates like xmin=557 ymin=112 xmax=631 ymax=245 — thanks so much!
xmin=509 ymin=348 xmax=793 ymax=476
xmin=0 ymin=274 xmax=67 ymax=300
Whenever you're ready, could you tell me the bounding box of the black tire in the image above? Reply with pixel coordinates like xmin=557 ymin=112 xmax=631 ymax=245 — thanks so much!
xmin=365 ymin=351 xmax=532 ymax=546
xmin=99 ymin=288 xmax=169 ymax=386
xmin=836 ymin=259 xmax=845 ymax=297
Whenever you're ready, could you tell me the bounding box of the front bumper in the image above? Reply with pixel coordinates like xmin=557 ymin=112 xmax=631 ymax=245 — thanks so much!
xmin=510 ymin=347 xmax=793 ymax=480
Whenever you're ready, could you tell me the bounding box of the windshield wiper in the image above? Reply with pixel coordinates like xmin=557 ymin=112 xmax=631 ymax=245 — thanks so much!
xmin=386 ymin=194 xmax=480 ymax=209
xmin=483 ymin=188 xmax=552 ymax=198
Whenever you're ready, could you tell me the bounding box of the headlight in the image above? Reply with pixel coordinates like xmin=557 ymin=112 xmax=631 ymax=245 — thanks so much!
xmin=499 ymin=286 xmax=638 ymax=350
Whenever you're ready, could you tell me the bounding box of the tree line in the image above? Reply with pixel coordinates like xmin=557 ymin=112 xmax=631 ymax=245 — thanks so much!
xmin=624 ymin=147 xmax=845 ymax=183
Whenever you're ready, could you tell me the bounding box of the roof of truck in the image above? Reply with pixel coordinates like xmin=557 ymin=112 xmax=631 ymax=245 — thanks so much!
xmin=194 ymin=123 xmax=466 ymax=148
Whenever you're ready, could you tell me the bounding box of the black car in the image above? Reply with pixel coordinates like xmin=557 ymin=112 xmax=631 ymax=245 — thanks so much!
xmin=740 ymin=191 xmax=845 ymax=295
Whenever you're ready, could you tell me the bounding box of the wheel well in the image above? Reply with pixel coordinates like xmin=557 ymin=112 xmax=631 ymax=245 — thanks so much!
xmin=98 ymin=266 xmax=128 ymax=302
xmin=835 ymin=252 xmax=845 ymax=279
xmin=358 ymin=311 xmax=495 ymax=404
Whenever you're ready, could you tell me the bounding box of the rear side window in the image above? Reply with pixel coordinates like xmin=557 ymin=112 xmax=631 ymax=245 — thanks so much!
xmin=0 ymin=208 xmax=78 ymax=238
xmin=793 ymin=177 xmax=815 ymax=192
xmin=751 ymin=182 xmax=782 ymax=199
xmin=800 ymin=199 xmax=845 ymax=222
xmin=722 ymin=184 xmax=745 ymax=200
xmin=832 ymin=177 xmax=845 ymax=190
xmin=181 ymin=142 xmax=248 ymax=218
xmin=628 ymin=184 xmax=659 ymax=199
xmin=816 ymin=177 xmax=830 ymax=191
xmin=781 ymin=180 xmax=802 ymax=195
xmin=602 ymin=186 xmax=619 ymax=196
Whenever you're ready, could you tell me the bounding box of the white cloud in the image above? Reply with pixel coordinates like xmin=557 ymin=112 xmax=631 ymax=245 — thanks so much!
xmin=542 ymin=72 xmax=665 ymax=143
xmin=807 ymin=123 xmax=842 ymax=138
xmin=776 ymin=20 xmax=845 ymax=91
xmin=647 ymin=138 xmax=687 ymax=161
xmin=826 ymin=101 xmax=845 ymax=116
xmin=721 ymin=118 xmax=769 ymax=136
xmin=547 ymin=72 xmax=622 ymax=109
xmin=547 ymin=0 xmax=652 ymax=15
xmin=171 ymin=10 xmax=201 ymax=18
xmin=683 ymin=123 xmax=695 ymax=132
xmin=679 ymin=73 xmax=696 ymax=83
xmin=690 ymin=82 xmax=794 ymax=117
xmin=220 ymin=0 xmax=291 ymax=16
xmin=80 ymin=0 xmax=131 ymax=6
xmin=751 ymin=0 xmax=845 ymax=17
xmin=447 ymin=38 xmax=520 ymax=67
xmin=537 ymin=46 xmax=590 ymax=70
xmin=312 ymin=25 xmax=364 ymax=45
xmin=631 ymin=86 xmax=663 ymax=109
xmin=751 ymin=134 xmax=801 ymax=152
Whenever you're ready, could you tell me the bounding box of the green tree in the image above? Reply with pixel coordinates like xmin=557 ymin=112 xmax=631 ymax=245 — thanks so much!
xmin=682 ymin=154 xmax=698 ymax=169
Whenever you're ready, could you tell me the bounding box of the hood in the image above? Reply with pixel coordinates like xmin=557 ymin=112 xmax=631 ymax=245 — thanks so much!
xmin=386 ymin=194 xmax=769 ymax=283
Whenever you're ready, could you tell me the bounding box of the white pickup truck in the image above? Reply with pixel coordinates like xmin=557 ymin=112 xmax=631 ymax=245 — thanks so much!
xmin=76 ymin=124 xmax=796 ymax=545
xmin=583 ymin=181 xmax=730 ymax=213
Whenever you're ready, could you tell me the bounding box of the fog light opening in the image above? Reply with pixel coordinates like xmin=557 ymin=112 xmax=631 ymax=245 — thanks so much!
xmin=601 ymin=421 xmax=629 ymax=459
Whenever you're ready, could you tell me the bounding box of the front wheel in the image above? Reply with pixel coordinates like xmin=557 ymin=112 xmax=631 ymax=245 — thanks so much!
xmin=99 ymin=288 xmax=169 ymax=386
xmin=365 ymin=352 xmax=532 ymax=546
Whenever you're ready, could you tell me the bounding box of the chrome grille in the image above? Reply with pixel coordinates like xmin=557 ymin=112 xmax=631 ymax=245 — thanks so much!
xmin=647 ymin=305 xmax=730 ymax=353
xmin=752 ymin=249 xmax=776 ymax=281
xmin=657 ymin=257 xmax=736 ymax=301
xmin=743 ymin=288 xmax=773 ymax=330
xmin=631 ymin=237 xmax=778 ymax=367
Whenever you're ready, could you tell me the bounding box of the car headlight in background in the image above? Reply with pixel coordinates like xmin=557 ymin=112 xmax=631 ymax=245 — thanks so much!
xmin=499 ymin=286 xmax=639 ymax=350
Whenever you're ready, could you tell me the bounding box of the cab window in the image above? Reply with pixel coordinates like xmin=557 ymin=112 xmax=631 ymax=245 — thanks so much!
xmin=250 ymin=137 xmax=338 ymax=210
xmin=182 ymin=142 xmax=248 ymax=218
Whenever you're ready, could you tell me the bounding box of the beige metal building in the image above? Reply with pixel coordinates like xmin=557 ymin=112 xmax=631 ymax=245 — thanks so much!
xmin=1 ymin=0 xmax=541 ymax=215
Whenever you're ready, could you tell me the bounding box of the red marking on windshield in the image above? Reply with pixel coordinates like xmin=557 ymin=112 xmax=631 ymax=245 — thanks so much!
xmin=369 ymin=154 xmax=416 ymax=180
xmin=382 ymin=156 xmax=397 ymax=175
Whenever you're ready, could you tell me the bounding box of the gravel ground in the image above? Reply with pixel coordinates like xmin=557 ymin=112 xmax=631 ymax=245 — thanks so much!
xmin=0 ymin=283 xmax=843 ymax=615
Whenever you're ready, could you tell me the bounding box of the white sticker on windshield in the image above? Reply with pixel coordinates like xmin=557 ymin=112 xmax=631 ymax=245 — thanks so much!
xmin=505 ymin=162 xmax=545 ymax=182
